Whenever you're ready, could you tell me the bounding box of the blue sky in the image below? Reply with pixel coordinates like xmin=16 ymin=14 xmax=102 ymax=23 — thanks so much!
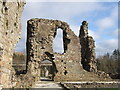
xmin=15 ymin=1 xmax=119 ymax=57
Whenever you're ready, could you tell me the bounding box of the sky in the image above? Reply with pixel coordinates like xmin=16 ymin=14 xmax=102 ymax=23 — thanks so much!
xmin=15 ymin=0 xmax=119 ymax=57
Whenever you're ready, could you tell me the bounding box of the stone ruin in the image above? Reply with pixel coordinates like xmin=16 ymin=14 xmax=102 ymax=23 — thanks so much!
xmin=26 ymin=18 xmax=97 ymax=82
xmin=0 ymin=0 xmax=25 ymax=88
xmin=0 ymin=0 xmax=116 ymax=88
xmin=79 ymin=21 xmax=97 ymax=72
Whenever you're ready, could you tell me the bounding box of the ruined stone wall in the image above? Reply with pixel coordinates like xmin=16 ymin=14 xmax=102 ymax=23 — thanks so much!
xmin=25 ymin=19 xmax=111 ymax=88
xmin=79 ymin=21 xmax=97 ymax=72
xmin=0 ymin=0 xmax=25 ymax=88
xmin=27 ymin=19 xmax=84 ymax=81
xmin=0 ymin=2 xmax=111 ymax=88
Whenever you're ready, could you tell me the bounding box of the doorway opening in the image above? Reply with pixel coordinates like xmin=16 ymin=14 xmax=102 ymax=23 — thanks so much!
xmin=40 ymin=60 xmax=55 ymax=81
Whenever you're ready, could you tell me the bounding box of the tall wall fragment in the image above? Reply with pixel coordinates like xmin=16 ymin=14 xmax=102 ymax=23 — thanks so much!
xmin=79 ymin=21 xmax=97 ymax=72
xmin=25 ymin=19 xmax=110 ymax=88
xmin=0 ymin=0 xmax=25 ymax=88
xmin=27 ymin=18 xmax=84 ymax=81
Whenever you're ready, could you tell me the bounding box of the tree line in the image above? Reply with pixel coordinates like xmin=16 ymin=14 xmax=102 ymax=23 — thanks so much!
xmin=96 ymin=49 xmax=120 ymax=79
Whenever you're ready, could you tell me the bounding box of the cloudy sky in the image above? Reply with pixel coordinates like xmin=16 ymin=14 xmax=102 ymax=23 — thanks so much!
xmin=15 ymin=0 xmax=119 ymax=57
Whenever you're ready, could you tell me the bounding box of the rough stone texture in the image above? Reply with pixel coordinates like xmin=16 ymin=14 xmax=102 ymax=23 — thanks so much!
xmin=25 ymin=19 xmax=111 ymax=88
xmin=27 ymin=18 xmax=83 ymax=82
xmin=0 ymin=1 xmax=115 ymax=88
xmin=79 ymin=21 xmax=97 ymax=72
xmin=0 ymin=0 xmax=25 ymax=88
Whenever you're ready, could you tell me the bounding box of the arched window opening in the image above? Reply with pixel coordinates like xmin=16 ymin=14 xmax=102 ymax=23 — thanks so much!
xmin=53 ymin=28 xmax=64 ymax=54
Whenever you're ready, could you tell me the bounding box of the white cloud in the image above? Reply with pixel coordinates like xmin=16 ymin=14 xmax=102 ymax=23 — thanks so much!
xmin=105 ymin=39 xmax=118 ymax=47
xmin=15 ymin=2 xmax=118 ymax=57
xmin=18 ymin=2 xmax=106 ymax=52
xmin=89 ymin=29 xmax=100 ymax=40
xmin=70 ymin=25 xmax=100 ymax=40
xmin=22 ymin=2 xmax=108 ymax=22
xmin=70 ymin=25 xmax=80 ymax=36
xmin=93 ymin=5 xmax=118 ymax=56
xmin=96 ymin=38 xmax=118 ymax=56
xmin=96 ymin=6 xmax=118 ymax=31
xmin=97 ymin=17 xmax=115 ymax=30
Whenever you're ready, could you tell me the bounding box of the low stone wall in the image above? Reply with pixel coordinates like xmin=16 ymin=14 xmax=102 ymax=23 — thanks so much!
xmin=61 ymin=82 xmax=120 ymax=88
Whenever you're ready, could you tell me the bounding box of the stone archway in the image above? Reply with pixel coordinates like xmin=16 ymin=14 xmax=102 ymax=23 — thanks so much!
xmin=40 ymin=60 xmax=55 ymax=81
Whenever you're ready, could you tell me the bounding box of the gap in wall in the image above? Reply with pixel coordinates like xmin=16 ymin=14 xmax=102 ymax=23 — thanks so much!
xmin=53 ymin=28 xmax=64 ymax=54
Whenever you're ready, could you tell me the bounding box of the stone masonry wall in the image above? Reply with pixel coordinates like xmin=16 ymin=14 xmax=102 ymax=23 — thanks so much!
xmin=79 ymin=21 xmax=97 ymax=72
xmin=27 ymin=18 xmax=84 ymax=81
xmin=11 ymin=18 xmax=111 ymax=88
xmin=26 ymin=19 xmax=109 ymax=86
xmin=0 ymin=2 xmax=112 ymax=88
xmin=0 ymin=0 xmax=25 ymax=88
